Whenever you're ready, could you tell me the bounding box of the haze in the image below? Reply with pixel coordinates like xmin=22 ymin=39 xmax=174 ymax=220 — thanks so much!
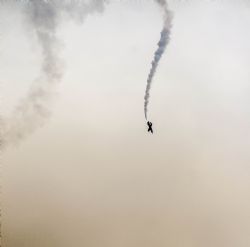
xmin=2 ymin=1 xmax=250 ymax=246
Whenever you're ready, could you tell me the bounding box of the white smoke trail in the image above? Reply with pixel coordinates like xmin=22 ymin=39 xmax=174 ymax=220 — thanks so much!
xmin=144 ymin=0 xmax=173 ymax=120
xmin=0 ymin=0 xmax=172 ymax=148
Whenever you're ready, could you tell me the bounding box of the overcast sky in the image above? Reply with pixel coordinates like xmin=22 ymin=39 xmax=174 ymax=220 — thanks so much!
xmin=2 ymin=1 xmax=250 ymax=246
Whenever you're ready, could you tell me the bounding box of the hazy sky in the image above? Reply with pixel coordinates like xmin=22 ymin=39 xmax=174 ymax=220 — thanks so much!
xmin=2 ymin=1 xmax=250 ymax=246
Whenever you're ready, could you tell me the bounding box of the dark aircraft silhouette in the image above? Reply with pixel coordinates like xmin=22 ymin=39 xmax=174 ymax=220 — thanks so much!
xmin=147 ymin=121 xmax=153 ymax=134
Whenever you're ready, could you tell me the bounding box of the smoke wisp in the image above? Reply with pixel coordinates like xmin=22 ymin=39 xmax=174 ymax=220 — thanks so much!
xmin=1 ymin=0 xmax=105 ymax=148
xmin=144 ymin=0 xmax=173 ymax=120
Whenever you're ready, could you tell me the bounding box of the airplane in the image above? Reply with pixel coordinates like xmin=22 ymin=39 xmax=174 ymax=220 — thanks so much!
xmin=147 ymin=121 xmax=153 ymax=134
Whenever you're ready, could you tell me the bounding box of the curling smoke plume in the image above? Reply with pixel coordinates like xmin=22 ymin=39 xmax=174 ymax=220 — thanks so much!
xmin=1 ymin=0 xmax=105 ymax=148
xmin=144 ymin=0 xmax=173 ymax=120
xmin=0 ymin=0 xmax=170 ymax=148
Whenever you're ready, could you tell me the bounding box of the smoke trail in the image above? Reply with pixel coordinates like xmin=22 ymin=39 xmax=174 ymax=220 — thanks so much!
xmin=1 ymin=0 xmax=105 ymax=148
xmin=144 ymin=0 xmax=173 ymax=120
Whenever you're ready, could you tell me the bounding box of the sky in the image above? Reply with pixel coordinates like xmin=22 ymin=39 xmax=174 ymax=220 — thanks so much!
xmin=1 ymin=0 xmax=250 ymax=246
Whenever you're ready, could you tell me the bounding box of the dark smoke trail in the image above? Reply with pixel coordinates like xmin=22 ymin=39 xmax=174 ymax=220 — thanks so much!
xmin=1 ymin=0 xmax=105 ymax=148
xmin=144 ymin=0 xmax=173 ymax=120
